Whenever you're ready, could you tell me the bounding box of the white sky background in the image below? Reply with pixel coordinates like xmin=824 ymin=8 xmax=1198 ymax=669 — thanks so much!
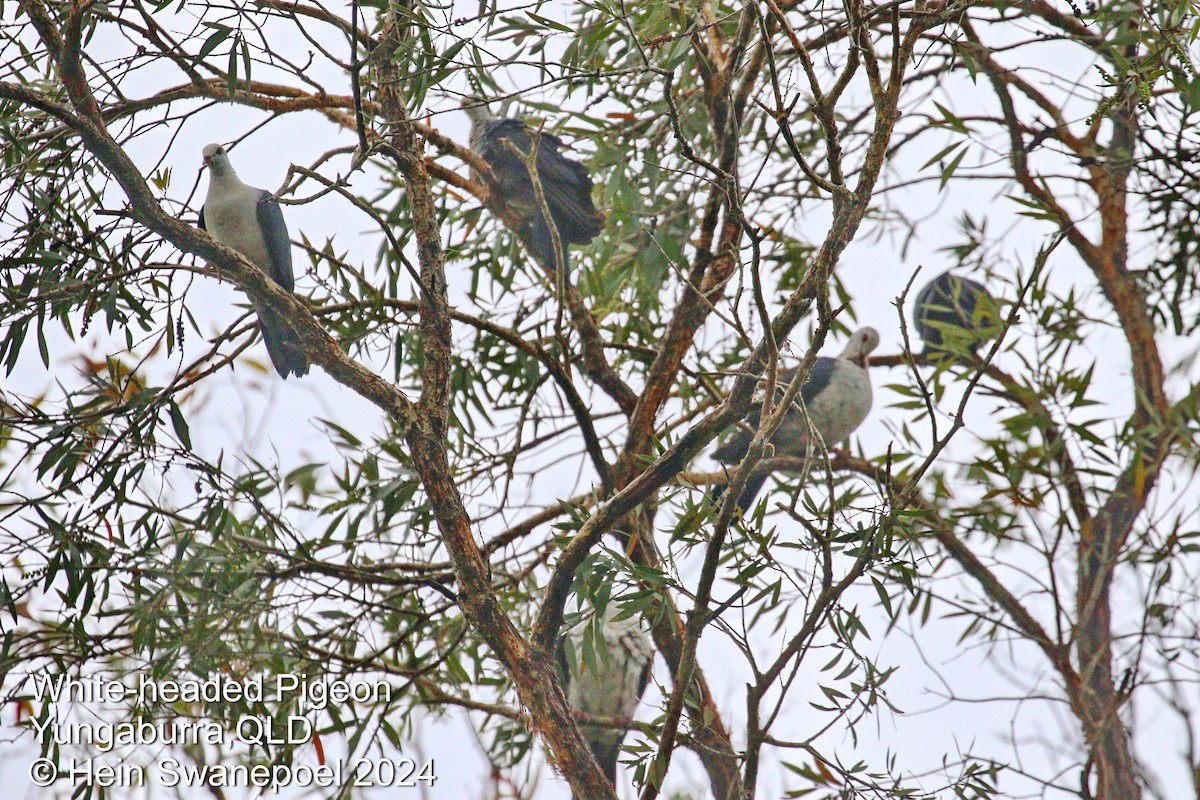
xmin=1 ymin=0 xmax=1199 ymax=798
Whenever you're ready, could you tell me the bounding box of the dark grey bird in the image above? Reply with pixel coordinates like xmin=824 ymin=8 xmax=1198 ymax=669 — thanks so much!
xmin=714 ymin=327 xmax=880 ymax=511
xmin=199 ymin=143 xmax=309 ymax=379
xmin=464 ymin=102 xmax=604 ymax=277
xmin=557 ymin=609 xmax=653 ymax=797
xmin=912 ymin=270 xmax=1000 ymax=358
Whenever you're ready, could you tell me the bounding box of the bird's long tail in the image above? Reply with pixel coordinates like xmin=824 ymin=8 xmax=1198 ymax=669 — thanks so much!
xmin=735 ymin=472 xmax=770 ymax=511
xmin=568 ymin=740 xmax=620 ymax=800
xmin=712 ymin=471 xmax=771 ymax=512
xmin=256 ymin=304 xmax=310 ymax=379
xmin=531 ymin=216 xmax=570 ymax=281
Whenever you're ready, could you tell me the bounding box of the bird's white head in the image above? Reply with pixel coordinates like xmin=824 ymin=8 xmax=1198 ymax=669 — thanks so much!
xmin=841 ymin=326 xmax=880 ymax=367
xmin=201 ymin=143 xmax=234 ymax=176
xmin=462 ymin=98 xmax=494 ymax=125
xmin=462 ymin=98 xmax=495 ymax=150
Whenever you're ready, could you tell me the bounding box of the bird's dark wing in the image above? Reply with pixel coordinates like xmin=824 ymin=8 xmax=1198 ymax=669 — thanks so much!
xmin=914 ymin=271 xmax=994 ymax=355
xmin=255 ymin=189 xmax=294 ymax=291
xmin=532 ymin=135 xmax=603 ymax=246
xmin=253 ymin=190 xmax=307 ymax=378
xmin=712 ymin=451 xmax=775 ymax=510
xmin=798 ymin=358 xmax=835 ymax=406
xmin=735 ymin=472 xmax=771 ymax=512
xmin=529 ymin=215 xmax=568 ymax=274
xmin=554 ymin=631 xmax=571 ymax=686
xmin=635 ymin=651 xmax=652 ymax=706
xmin=714 ymin=360 xmax=835 ymax=508
xmin=478 ymin=119 xmax=536 ymax=184
xmin=480 ymin=119 xmax=603 ymax=248
xmin=716 ymin=359 xmax=829 ymax=464
xmin=478 ymin=120 xmax=545 ymax=260
xmin=198 ymin=206 xmax=206 ymax=230
xmin=255 ymin=302 xmax=310 ymax=379
xmin=713 ymin=419 xmax=756 ymax=465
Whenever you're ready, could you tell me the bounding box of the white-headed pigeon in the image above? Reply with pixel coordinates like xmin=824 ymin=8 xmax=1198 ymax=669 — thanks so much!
xmin=912 ymin=270 xmax=1000 ymax=358
xmin=199 ymin=143 xmax=309 ymax=379
xmin=714 ymin=327 xmax=880 ymax=511
xmin=464 ymin=101 xmax=604 ymax=278
xmin=556 ymin=608 xmax=653 ymax=796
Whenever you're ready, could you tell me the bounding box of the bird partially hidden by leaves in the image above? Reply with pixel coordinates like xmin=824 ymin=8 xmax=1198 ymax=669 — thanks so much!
xmin=556 ymin=607 xmax=653 ymax=797
xmin=464 ymin=100 xmax=604 ymax=279
xmin=198 ymin=143 xmax=309 ymax=379
xmin=713 ymin=327 xmax=880 ymax=511
xmin=912 ymin=270 xmax=1001 ymax=360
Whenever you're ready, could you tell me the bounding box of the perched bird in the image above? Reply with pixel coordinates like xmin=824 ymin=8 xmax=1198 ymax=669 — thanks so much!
xmin=464 ymin=101 xmax=604 ymax=277
xmin=714 ymin=327 xmax=880 ymax=511
xmin=557 ymin=608 xmax=653 ymax=796
xmin=199 ymin=143 xmax=309 ymax=379
xmin=912 ymin=270 xmax=1000 ymax=358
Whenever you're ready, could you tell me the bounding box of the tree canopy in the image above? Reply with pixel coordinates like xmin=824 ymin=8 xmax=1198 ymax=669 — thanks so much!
xmin=2 ymin=0 xmax=1199 ymax=798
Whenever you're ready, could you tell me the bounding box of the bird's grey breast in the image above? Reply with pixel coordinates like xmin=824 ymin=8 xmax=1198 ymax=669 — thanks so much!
xmin=803 ymin=360 xmax=873 ymax=447
xmin=203 ymin=181 xmax=271 ymax=270
xmin=566 ymin=617 xmax=652 ymax=739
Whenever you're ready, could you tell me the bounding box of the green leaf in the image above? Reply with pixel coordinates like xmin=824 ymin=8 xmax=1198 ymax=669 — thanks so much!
xmin=196 ymin=24 xmax=232 ymax=63
xmin=527 ymin=11 xmax=572 ymax=32
xmin=920 ymin=141 xmax=965 ymax=171
xmin=168 ymin=401 xmax=192 ymax=449
xmin=227 ymin=33 xmax=240 ymax=95
xmin=240 ymin=37 xmax=252 ymax=90
xmin=939 ymin=145 xmax=969 ymax=189
xmin=932 ymin=101 xmax=972 ymax=134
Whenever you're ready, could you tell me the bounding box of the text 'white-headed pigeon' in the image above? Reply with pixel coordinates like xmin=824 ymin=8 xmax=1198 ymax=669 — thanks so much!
xmin=199 ymin=143 xmax=309 ymax=379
